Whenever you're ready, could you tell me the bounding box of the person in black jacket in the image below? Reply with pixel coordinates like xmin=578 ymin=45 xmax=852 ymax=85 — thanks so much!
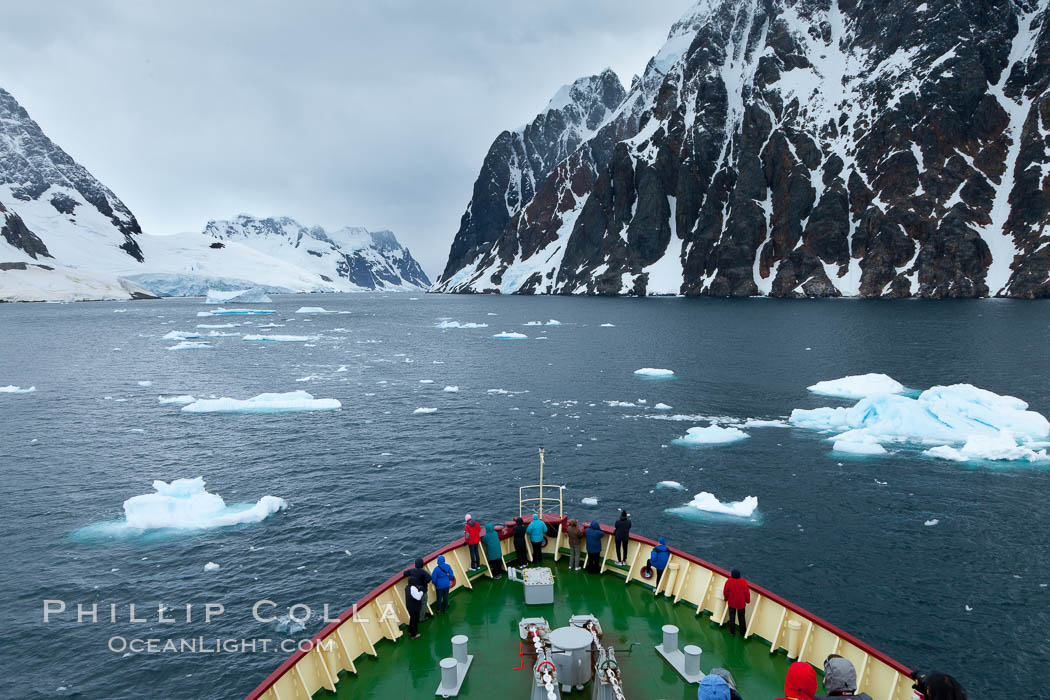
xmin=613 ymin=510 xmax=631 ymax=565
xmin=512 ymin=517 xmax=529 ymax=566
xmin=403 ymin=558 xmax=431 ymax=639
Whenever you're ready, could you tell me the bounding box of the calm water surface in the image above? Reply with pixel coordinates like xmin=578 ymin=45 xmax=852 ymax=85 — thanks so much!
xmin=1 ymin=294 xmax=1047 ymax=699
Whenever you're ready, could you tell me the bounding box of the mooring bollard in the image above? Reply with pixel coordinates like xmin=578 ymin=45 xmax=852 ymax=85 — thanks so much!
xmin=661 ymin=624 xmax=679 ymax=653
xmin=683 ymin=645 xmax=702 ymax=677
xmin=452 ymin=634 xmax=469 ymax=665
xmin=787 ymin=620 xmax=802 ymax=658
xmin=440 ymin=657 xmax=458 ymax=690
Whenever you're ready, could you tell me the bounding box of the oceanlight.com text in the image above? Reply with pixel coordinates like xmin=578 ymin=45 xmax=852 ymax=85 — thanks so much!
xmin=107 ymin=637 xmax=337 ymax=654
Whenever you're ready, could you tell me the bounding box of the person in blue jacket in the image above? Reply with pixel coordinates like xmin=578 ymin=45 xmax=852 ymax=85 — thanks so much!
xmin=481 ymin=522 xmax=504 ymax=579
xmin=649 ymin=537 xmax=671 ymax=592
xmin=431 ymin=555 xmax=454 ymax=613
xmin=526 ymin=513 xmax=547 ymax=564
xmin=584 ymin=521 xmax=604 ymax=573
xmin=697 ymin=673 xmax=731 ymax=700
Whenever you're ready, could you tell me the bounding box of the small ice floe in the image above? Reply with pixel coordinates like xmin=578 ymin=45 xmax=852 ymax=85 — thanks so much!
xmin=656 ymin=481 xmax=686 ymax=491
xmin=295 ymin=306 xmax=335 ymax=314
xmin=198 ymin=308 xmax=274 ymax=316
xmin=205 ymin=288 xmax=271 ymax=304
xmin=606 ymin=400 xmax=638 ymax=408
xmin=206 ymin=331 xmax=240 ymax=337
xmin=742 ymin=418 xmax=789 ymax=428
xmin=924 ymin=432 xmax=1050 ymax=463
xmin=181 ymin=391 xmax=340 ymax=414
xmin=257 ymin=323 xmax=284 ymax=328
xmin=600 ymin=323 xmax=615 ymax=327
xmin=413 ymin=407 xmax=438 ymax=414
xmin=158 ymin=395 xmax=196 ymax=405
xmin=336 ymin=365 xmax=348 ymax=372
xmin=634 ymin=368 xmax=675 ymax=378
xmin=197 ymin=323 xmax=239 ymax=329
xmin=581 ymin=497 xmax=598 ymax=506
xmin=686 ymin=492 xmax=757 ymax=517
xmin=672 ymin=425 xmax=749 ymax=446
xmin=72 ymin=477 xmax=287 ymax=539
xmin=807 ymin=373 xmax=905 ymax=399
xmin=162 ymin=330 xmax=201 ymax=340
xmin=526 ymin=320 xmax=562 ymax=326
xmin=435 ymin=321 xmax=488 ymax=329
xmin=204 ymin=562 xmax=220 ymax=572
xmin=134 ymin=380 xmax=152 ymax=387
xmin=242 ymin=335 xmax=319 ymax=342
xmin=965 ymin=605 xmax=973 ymax=611
xmin=167 ymin=341 xmax=212 ymax=351
xmin=493 ymin=331 xmax=527 ymax=339
xmin=419 ymin=379 xmax=434 ymax=384
xmin=443 ymin=386 xmax=459 ymax=393
xmin=524 ymin=321 xmax=542 ymax=326
xmin=0 ymin=385 xmax=36 ymax=393
xmin=832 ymin=435 xmax=888 ymax=455
xmin=113 ymin=308 xmax=127 ymax=313
xmin=924 ymin=519 xmax=940 ymax=526
xmin=274 ymin=614 xmax=305 ymax=635
xmin=654 ymin=403 xmax=672 ymax=410
xmin=295 ymin=375 xmax=322 ymax=382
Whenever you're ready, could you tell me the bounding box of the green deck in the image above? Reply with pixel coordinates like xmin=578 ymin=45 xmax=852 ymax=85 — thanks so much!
xmin=315 ymin=555 xmax=818 ymax=699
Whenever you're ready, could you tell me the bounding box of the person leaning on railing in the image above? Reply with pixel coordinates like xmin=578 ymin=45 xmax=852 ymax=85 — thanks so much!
xmin=584 ymin=521 xmax=604 ymax=573
xmin=464 ymin=514 xmax=482 ymax=570
xmin=403 ymin=558 xmax=431 ymax=640
xmin=481 ymin=522 xmax=504 ymax=579
xmin=722 ymin=569 xmax=751 ymax=637
xmin=565 ymin=519 xmax=584 ymax=571
xmin=526 ymin=513 xmax=546 ymax=564
xmin=613 ymin=510 xmax=631 ymax=565
xmin=512 ymin=517 xmax=529 ymax=566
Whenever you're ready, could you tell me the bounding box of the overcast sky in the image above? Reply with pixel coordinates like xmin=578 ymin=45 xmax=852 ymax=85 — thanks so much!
xmin=0 ymin=1 xmax=691 ymax=276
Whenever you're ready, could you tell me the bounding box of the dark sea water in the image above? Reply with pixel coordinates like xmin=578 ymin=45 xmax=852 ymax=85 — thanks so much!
xmin=1 ymin=294 xmax=1048 ymax=699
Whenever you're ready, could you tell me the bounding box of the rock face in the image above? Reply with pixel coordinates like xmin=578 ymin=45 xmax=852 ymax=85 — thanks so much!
xmin=203 ymin=216 xmax=430 ymax=291
xmin=436 ymin=0 xmax=1050 ymax=298
xmin=0 ymin=87 xmax=144 ymax=265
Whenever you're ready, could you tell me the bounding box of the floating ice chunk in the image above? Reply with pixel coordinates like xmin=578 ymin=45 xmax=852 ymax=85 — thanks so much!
xmin=336 ymin=365 xmax=348 ymax=372
xmin=923 ymin=432 xmax=1050 ymax=463
xmin=807 ymin=373 xmax=905 ymax=399
xmin=606 ymin=400 xmax=637 ymax=408
xmin=672 ymin=425 xmax=749 ymax=446
xmin=197 ymin=323 xmax=239 ymax=329
xmin=435 ymin=321 xmax=489 ymax=329
xmin=924 ymin=519 xmax=940 ymax=526
xmin=206 ymin=331 xmax=240 ymax=337
xmin=833 ymin=438 xmax=888 ymax=455
xmin=790 ymin=384 xmax=1050 ymax=452
xmin=137 ymin=381 xmax=153 ymax=387
xmin=656 ymin=481 xmax=686 ymax=490
xmin=0 ymin=385 xmax=36 ymax=393
xmin=493 ymin=331 xmax=527 ymax=339
xmin=634 ymin=368 xmax=674 ymax=378
xmin=524 ymin=321 xmax=542 ymax=326
xmin=683 ymin=492 xmax=758 ymax=517
xmin=545 ymin=319 xmax=562 ymax=326
xmin=205 ymin=288 xmax=272 ymax=304
xmin=742 ymin=418 xmax=789 ymax=428
xmin=198 ymin=308 xmax=274 ymax=316
xmin=182 ymin=391 xmax=340 ymax=414
xmin=158 ymin=395 xmax=196 ymax=405
xmin=204 ymin=561 xmax=220 ymax=571
xmin=162 ymin=330 xmax=201 ymax=340
xmin=413 ymin=407 xmax=437 ymax=414
xmin=295 ymin=306 xmax=334 ymax=314
xmin=419 ymin=379 xmax=434 ymax=384
xmin=600 ymin=323 xmax=615 ymax=327
xmin=167 ymin=341 xmax=211 ymax=350
xmin=242 ymin=335 xmax=319 ymax=342
xmin=113 ymin=308 xmax=127 ymax=313
xmin=581 ymin=497 xmax=598 ymax=506
xmin=443 ymin=385 xmax=459 ymax=392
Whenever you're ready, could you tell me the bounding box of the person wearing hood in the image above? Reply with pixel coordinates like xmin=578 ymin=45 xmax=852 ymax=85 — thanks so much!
xmin=722 ymin=569 xmax=751 ymax=637
xmin=709 ymin=668 xmax=742 ymax=700
xmin=648 ymin=537 xmax=671 ymax=592
xmin=697 ymin=674 xmax=730 ymax=700
xmin=775 ymin=662 xmax=817 ymax=700
xmin=512 ymin=517 xmax=529 ymax=566
xmin=403 ymin=558 xmax=431 ymax=639
xmin=464 ymin=515 xmax=482 ymax=570
xmin=430 ymin=555 xmax=454 ymax=613
xmin=816 ymin=655 xmax=873 ymax=699
xmin=613 ymin=510 xmax=631 ymax=565
xmin=922 ymin=673 xmax=967 ymax=700
xmin=565 ymin=518 xmax=585 ymax=571
xmin=584 ymin=521 xmax=604 ymax=573
xmin=526 ymin=514 xmax=547 ymax=564
xmin=481 ymin=523 xmax=504 ymax=579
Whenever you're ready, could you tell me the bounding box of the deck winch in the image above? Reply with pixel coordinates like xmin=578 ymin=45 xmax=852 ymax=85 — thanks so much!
xmin=518 ymin=614 xmax=626 ymax=699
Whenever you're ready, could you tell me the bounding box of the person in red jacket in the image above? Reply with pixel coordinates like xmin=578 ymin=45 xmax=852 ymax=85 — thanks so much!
xmin=464 ymin=514 xmax=482 ymax=569
xmin=722 ymin=569 xmax=750 ymax=637
xmin=775 ymin=661 xmax=817 ymax=700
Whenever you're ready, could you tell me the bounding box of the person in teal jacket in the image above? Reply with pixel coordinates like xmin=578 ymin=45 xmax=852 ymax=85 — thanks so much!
xmin=481 ymin=523 xmax=504 ymax=579
xmin=526 ymin=514 xmax=547 ymax=564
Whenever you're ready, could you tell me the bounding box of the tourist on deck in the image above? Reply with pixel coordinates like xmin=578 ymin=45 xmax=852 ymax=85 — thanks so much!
xmin=697 ymin=673 xmax=731 ymax=700
xmin=565 ymin=518 xmax=585 ymax=571
xmin=723 ymin=569 xmax=751 ymax=637
xmin=464 ymin=515 xmax=482 ymax=570
xmin=526 ymin=513 xmax=547 ymax=564
xmin=648 ymin=537 xmax=671 ymax=592
xmin=816 ymin=655 xmax=872 ymax=700
xmin=403 ymin=558 xmax=431 ymax=639
xmin=922 ymin=673 xmax=968 ymax=700
xmin=614 ymin=509 xmax=631 ymax=565
xmin=584 ymin=520 xmax=604 ymax=573
xmin=775 ymin=661 xmax=817 ymax=700
xmin=481 ymin=522 xmax=504 ymax=579
xmin=513 ymin=517 xmax=529 ymax=566
xmin=431 ymin=555 xmax=454 ymax=613
xmin=709 ymin=669 xmax=742 ymax=700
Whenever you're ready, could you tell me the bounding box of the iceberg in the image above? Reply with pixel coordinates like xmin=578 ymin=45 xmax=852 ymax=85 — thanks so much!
xmin=581 ymin=497 xmax=598 ymax=506
xmin=924 ymin=432 xmax=1049 ymax=463
xmin=0 ymin=385 xmax=36 ymax=393
xmin=634 ymin=368 xmax=675 ymax=378
xmin=204 ymin=561 xmax=221 ymax=571
xmin=197 ymin=323 xmax=239 ymax=329
xmin=74 ymin=477 xmax=287 ymax=538
xmin=167 ymin=341 xmax=212 ymax=350
xmin=833 ymin=438 xmax=888 ymax=455
xmin=181 ymin=391 xmax=341 ymax=414
xmin=443 ymin=386 xmax=459 ymax=392
xmin=924 ymin=519 xmax=940 ymax=527
xmin=672 ymin=425 xmax=750 ymax=446
xmin=162 ymin=330 xmax=201 ymax=340
xmin=137 ymin=381 xmax=153 ymax=387
xmin=682 ymin=492 xmax=758 ymax=517
xmin=654 ymin=403 xmax=673 ymax=410
xmin=413 ymin=407 xmax=438 ymax=414
xmin=493 ymin=331 xmax=527 ymax=339
xmin=197 ymin=308 xmax=275 ymax=316
xmin=545 ymin=319 xmax=562 ymax=326
xmin=656 ymin=480 xmax=686 ymax=490
xmin=242 ymin=334 xmax=319 ymax=342
xmin=295 ymin=306 xmax=335 ymax=313
xmin=158 ymin=395 xmax=196 ymax=405
xmin=600 ymin=323 xmax=615 ymax=327
xmin=808 ymin=373 xmax=905 ymax=399
xmin=435 ymin=321 xmax=489 ymax=329
xmin=205 ymin=288 xmax=272 ymax=304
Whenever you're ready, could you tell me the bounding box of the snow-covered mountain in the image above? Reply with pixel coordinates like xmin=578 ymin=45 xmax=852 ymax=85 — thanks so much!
xmin=436 ymin=0 xmax=1050 ymax=298
xmin=0 ymin=86 xmax=428 ymax=300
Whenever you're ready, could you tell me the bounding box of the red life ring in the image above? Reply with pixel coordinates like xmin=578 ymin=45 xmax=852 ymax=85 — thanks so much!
xmin=640 ymin=564 xmax=653 ymax=580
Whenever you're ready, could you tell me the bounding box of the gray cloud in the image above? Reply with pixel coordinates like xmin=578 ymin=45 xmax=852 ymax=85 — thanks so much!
xmin=0 ymin=0 xmax=691 ymax=276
